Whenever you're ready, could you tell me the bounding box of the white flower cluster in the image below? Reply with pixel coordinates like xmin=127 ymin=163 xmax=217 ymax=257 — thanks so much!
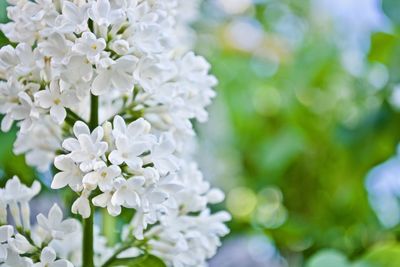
xmin=0 ymin=0 xmax=229 ymax=266
xmin=0 ymin=177 xmax=78 ymax=267
xmin=0 ymin=0 xmax=216 ymax=171
xmin=141 ymin=163 xmax=230 ymax=267
xmin=53 ymin=116 xmax=182 ymax=227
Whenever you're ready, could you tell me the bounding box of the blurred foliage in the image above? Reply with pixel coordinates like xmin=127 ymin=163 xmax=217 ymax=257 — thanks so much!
xmin=0 ymin=4 xmax=34 ymax=187
xmin=107 ymin=254 xmax=166 ymax=267
xmin=0 ymin=127 xmax=35 ymax=186
xmin=196 ymin=0 xmax=400 ymax=266
xmin=0 ymin=5 xmax=35 ymax=187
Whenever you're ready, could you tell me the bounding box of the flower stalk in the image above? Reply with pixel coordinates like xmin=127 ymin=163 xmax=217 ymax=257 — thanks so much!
xmin=82 ymin=204 xmax=94 ymax=267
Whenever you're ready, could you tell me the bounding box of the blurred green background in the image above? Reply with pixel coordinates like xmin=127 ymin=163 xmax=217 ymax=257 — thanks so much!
xmin=3 ymin=0 xmax=400 ymax=266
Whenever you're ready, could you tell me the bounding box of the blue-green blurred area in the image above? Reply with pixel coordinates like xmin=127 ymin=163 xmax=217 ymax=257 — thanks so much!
xmin=2 ymin=0 xmax=400 ymax=266
xmin=196 ymin=0 xmax=400 ymax=266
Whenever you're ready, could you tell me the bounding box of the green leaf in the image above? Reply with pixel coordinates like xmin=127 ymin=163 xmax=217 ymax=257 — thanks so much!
xmin=361 ymin=243 xmax=400 ymax=267
xmin=0 ymin=130 xmax=35 ymax=185
xmin=368 ymin=32 xmax=399 ymax=64
xmin=108 ymin=254 xmax=167 ymax=267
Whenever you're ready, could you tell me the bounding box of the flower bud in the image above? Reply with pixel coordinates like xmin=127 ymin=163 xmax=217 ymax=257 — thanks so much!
xmin=9 ymin=202 xmax=22 ymax=228
xmin=0 ymin=201 xmax=7 ymax=225
xmin=20 ymin=201 xmax=31 ymax=230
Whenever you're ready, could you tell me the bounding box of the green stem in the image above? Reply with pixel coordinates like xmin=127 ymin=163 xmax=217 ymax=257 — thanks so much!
xmin=100 ymin=244 xmax=130 ymax=267
xmin=82 ymin=94 xmax=99 ymax=267
xmin=103 ymin=209 xmax=117 ymax=246
xmin=65 ymin=109 xmax=86 ymax=128
xmin=89 ymin=94 xmax=99 ymax=130
xmin=66 ymin=108 xmax=86 ymax=123
xmin=82 ymin=205 xmax=94 ymax=267
xmin=17 ymin=228 xmax=36 ymax=247
xmin=100 ymin=239 xmax=147 ymax=267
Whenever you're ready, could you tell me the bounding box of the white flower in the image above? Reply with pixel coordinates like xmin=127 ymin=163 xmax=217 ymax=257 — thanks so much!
xmin=62 ymin=121 xmax=108 ymax=172
xmin=111 ymin=177 xmax=145 ymax=209
xmin=72 ymin=191 xmax=91 ymax=218
xmin=52 ymin=155 xmax=84 ymax=191
xmin=109 ymin=116 xmax=155 ymax=170
xmin=176 ymin=52 xmax=217 ymax=122
xmin=33 ymin=246 xmax=73 ymax=267
xmin=13 ymin=43 xmax=37 ymax=77
xmin=83 ymin=163 xmax=121 ymax=191
xmin=35 ymin=80 xmax=77 ymax=124
xmin=38 ymin=33 xmax=73 ymax=64
xmin=60 ymin=55 xmax=93 ymax=99
xmin=131 ymin=182 xmax=183 ymax=239
xmin=0 ymin=43 xmax=38 ymax=80
xmin=7 ymin=234 xmax=35 ymax=255
xmin=134 ymin=56 xmax=177 ymax=93
xmin=0 ymin=45 xmax=18 ymax=73
xmin=92 ymin=191 xmax=121 ymax=216
xmin=149 ymin=133 xmax=179 ymax=176
xmin=13 ymin=117 xmax=62 ymax=172
xmin=110 ymin=39 xmax=130 ymax=55
xmin=0 ymin=248 xmax=33 ymax=267
xmin=10 ymin=92 xmax=40 ymax=133
xmin=0 ymin=225 xmax=13 ymax=261
xmin=92 ymin=55 xmax=138 ymax=96
xmin=73 ymin=32 xmax=106 ymax=62
xmin=58 ymin=1 xmax=89 ymax=33
xmin=48 ymin=230 xmax=82 ymax=267
xmin=147 ymin=210 xmax=231 ymax=267
xmin=0 ymin=226 xmax=12 ymax=242
xmin=36 ymin=204 xmax=78 ymax=242
xmin=111 ymin=115 xmax=151 ymax=139
xmin=3 ymin=176 xmax=40 ymax=230
xmin=88 ymin=0 xmax=125 ymax=27
xmin=176 ymin=163 xmax=224 ymax=213
xmin=0 ymin=80 xmax=24 ymax=132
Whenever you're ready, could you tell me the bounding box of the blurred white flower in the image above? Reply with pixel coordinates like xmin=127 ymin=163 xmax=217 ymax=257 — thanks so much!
xmin=88 ymin=0 xmax=124 ymax=27
xmin=14 ymin=116 xmax=62 ymax=172
xmin=36 ymin=204 xmax=78 ymax=241
xmin=10 ymin=92 xmax=40 ymax=133
xmin=58 ymin=1 xmax=89 ymax=33
xmin=0 ymin=225 xmax=13 ymax=261
xmin=2 ymin=176 xmax=40 ymax=230
xmin=33 ymin=246 xmax=73 ymax=267
xmin=92 ymin=56 xmax=138 ymax=95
